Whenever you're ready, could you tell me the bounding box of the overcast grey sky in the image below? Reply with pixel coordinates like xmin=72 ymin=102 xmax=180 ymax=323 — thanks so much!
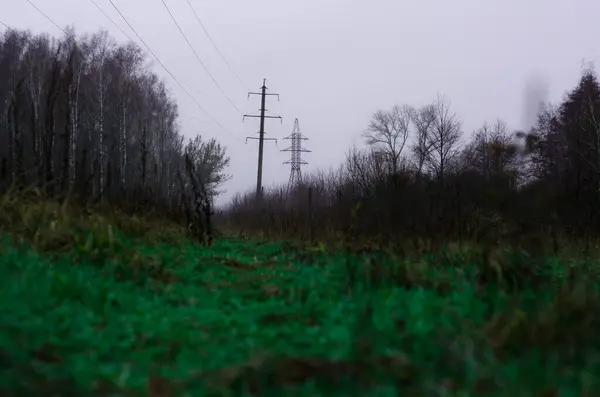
xmin=2 ymin=0 xmax=599 ymax=204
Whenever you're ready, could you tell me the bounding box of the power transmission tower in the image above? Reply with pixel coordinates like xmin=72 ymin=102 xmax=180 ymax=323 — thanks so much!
xmin=282 ymin=118 xmax=310 ymax=189
xmin=244 ymin=78 xmax=282 ymax=199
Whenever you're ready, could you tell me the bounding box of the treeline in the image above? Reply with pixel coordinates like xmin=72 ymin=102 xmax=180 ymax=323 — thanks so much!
xmin=223 ymin=69 xmax=600 ymax=247
xmin=0 ymin=27 xmax=230 ymax=233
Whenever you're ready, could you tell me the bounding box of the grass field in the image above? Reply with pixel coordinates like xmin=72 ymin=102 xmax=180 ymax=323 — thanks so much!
xmin=1 ymin=196 xmax=600 ymax=395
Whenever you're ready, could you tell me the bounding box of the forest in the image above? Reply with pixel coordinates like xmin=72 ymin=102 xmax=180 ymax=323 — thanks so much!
xmin=2 ymin=27 xmax=600 ymax=396
xmin=0 ymin=27 xmax=229 ymax=235
xmin=227 ymin=71 xmax=600 ymax=253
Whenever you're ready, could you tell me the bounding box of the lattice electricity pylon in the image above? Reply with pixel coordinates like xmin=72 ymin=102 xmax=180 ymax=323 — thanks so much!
xmin=282 ymin=118 xmax=311 ymax=189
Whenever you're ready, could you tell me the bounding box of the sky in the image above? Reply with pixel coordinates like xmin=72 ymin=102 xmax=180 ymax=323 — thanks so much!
xmin=1 ymin=0 xmax=600 ymax=205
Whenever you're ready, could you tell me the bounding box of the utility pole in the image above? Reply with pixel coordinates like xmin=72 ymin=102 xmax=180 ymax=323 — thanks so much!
xmin=282 ymin=118 xmax=310 ymax=189
xmin=244 ymin=78 xmax=281 ymax=200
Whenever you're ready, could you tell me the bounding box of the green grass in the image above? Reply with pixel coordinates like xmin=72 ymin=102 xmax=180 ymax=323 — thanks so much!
xmin=1 ymin=196 xmax=600 ymax=395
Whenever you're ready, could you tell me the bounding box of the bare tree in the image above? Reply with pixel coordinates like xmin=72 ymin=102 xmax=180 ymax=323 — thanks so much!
xmin=464 ymin=118 xmax=519 ymax=178
xmin=422 ymin=94 xmax=463 ymax=182
xmin=0 ymin=26 xmax=231 ymax=224
xmin=409 ymin=104 xmax=435 ymax=181
xmin=344 ymin=145 xmax=387 ymax=194
xmin=363 ymin=104 xmax=411 ymax=174
xmin=577 ymin=69 xmax=600 ymax=192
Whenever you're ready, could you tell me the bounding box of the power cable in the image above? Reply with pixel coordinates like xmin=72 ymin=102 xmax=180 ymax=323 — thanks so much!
xmin=14 ymin=1 xmax=244 ymax=143
xmin=25 ymin=0 xmax=69 ymax=36
xmin=159 ymin=0 xmax=243 ymax=115
xmin=184 ymin=0 xmax=248 ymax=91
xmin=89 ymin=0 xmax=134 ymax=42
xmin=106 ymin=0 xmax=243 ymax=142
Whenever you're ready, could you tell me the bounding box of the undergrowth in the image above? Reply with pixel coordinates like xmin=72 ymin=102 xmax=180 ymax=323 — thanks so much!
xmin=1 ymin=192 xmax=600 ymax=395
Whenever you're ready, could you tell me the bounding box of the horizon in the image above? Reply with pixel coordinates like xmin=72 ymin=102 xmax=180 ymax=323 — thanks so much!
xmin=2 ymin=0 xmax=599 ymax=205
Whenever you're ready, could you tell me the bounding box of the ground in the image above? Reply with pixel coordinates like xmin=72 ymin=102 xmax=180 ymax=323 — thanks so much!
xmin=0 ymin=196 xmax=599 ymax=395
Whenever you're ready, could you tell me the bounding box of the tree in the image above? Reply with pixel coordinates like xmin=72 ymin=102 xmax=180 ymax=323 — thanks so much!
xmin=522 ymin=102 xmax=564 ymax=184
xmin=362 ymin=104 xmax=411 ymax=175
xmin=526 ymin=68 xmax=600 ymax=196
xmin=463 ymin=119 xmax=519 ymax=181
xmin=344 ymin=145 xmax=387 ymax=195
xmin=564 ymin=68 xmax=600 ymax=193
xmin=410 ymin=103 xmax=436 ymax=181
xmin=420 ymin=94 xmax=463 ymax=183
xmin=87 ymin=30 xmax=114 ymax=199
xmin=184 ymin=135 xmax=231 ymax=197
xmin=0 ymin=26 xmax=230 ymax=229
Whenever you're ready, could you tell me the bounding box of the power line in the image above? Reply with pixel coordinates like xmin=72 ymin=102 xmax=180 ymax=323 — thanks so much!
xmin=180 ymin=113 xmax=211 ymax=124
xmin=0 ymin=19 xmax=28 ymax=37
xmin=89 ymin=0 xmax=134 ymax=42
xmin=106 ymin=0 xmax=243 ymax=142
xmin=184 ymin=0 xmax=247 ymax=91
xmin=159 ymin=0 xmax=243 ymax=115
xmin=18 ymin=2 xmax=96 ymax=55
xmin=0 ymin=19 xmax=23 ymax=41
xmin=25 ymin=0 xmax=69 ymax=36
xmin=10 ymin=1 xmax=243 ymax=144
xmin=24 ymin=0 xmax=92 ymax=51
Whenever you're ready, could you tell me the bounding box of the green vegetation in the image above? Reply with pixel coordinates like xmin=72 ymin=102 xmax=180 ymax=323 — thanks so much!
xmin=1 ymin=194 xmax=599 ymax=396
